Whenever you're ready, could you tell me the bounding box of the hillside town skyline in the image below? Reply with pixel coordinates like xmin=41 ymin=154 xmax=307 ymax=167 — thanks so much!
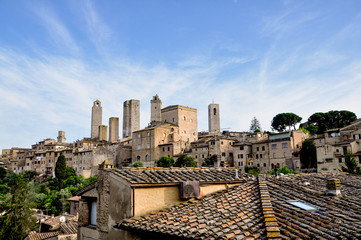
xmin=1 ymin=94 xmax=359 ymax=150
xmin=1 ymin=1 xmax=361 ymax=149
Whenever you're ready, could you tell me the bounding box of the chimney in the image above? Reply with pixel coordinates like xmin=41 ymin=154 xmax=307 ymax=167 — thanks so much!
xmin=326 ymin=178 xmax=341 ymax=196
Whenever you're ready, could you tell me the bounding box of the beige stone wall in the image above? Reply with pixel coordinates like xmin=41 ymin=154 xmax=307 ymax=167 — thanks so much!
xmin=133 ymin=183 xmax=242 ymax=217
xmin=250 ymin=142 xmax=270 ymax=173
xmin=161 ymin=105 xmax=198 ymax=143
xmin=98 ymin=125 xmax=108 ymax=141
xmin=233 ymin=144 xmax=251 ymax=173
xmin=208 ymin=104 xmax=220 ymax=132
xmin=91 ymin=100 xmax=102 ymax=140
xmin=132 ymin=124 xmax=181 ymax=166
xmin=109 ymin=117 xmax=119 ymax=142
xmin=150 ymin=95 xmax=162 ymax=122
xmin=123 ymin=99 xmax=140 ymax=138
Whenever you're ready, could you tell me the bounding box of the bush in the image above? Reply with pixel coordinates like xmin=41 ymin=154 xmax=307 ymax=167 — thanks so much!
xmin=174 ymin=154 xmax=196 ymax=167
xmin=131 ymin=161 xmax=144 ymax=168
xmin=156 ymin=156 xmax=174 ymax=168
xmin=342 ymin=151 xmax=358 ymax=174
xmin=202 ymin=155 xmax=216 ymax=167
xmin=267 ymin=165 xmax=298 ymax=175
xmin=245 ymin=166 xmax=260 ymax=176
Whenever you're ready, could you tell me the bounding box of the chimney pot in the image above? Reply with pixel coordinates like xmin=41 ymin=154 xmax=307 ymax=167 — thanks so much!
xmin=326 ymin=178 xmax=341 ymax=196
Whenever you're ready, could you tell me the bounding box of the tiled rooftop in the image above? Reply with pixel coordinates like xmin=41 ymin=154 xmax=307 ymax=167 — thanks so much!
xmin=119 ymin=180 xmax=267 ymax=240
xmin=27 ymin=231 xmax=60 ymax=240
xmin=267 ymin=175 xmax=361 ymax=239
xmin=117 ymin=173 xmax=361 ymax=239
xmin=59 ymin=221 xmax=78 ymax=234
xmin=110 ymin=167 xmax=253 ymax=184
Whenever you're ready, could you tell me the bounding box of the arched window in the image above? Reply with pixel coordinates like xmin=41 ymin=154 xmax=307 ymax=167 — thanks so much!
xmin=213 ymin=108 xmax=217 ymax=115
xmin=146 ymin=154 xmax=150 ymax=161
xmin=137 ymin=156 xmax=140 ymax=161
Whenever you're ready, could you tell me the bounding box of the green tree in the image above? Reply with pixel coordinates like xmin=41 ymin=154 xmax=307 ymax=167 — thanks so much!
xmin=174 ymin=154 xmax=197 ymax=167
xmin=245 ymin=166 xmax=260 ymax=176
xmin=156 ymin=156 xmax=174 ymax=167
xmin=131 ymin=161 xmax=144 ymax=167
xmin=55 ymin=155 xmax=66 ymax=181
xmin=307 ymin=110 xmax=357 ymax=134
xmin=271 ymin=113 xmax=302 ymax=132
xmin=250 ymin=117 xmax=261 ymax=133
xmin=202 ymin=155 xmax=216 ymax=167
xmin=300 ymin=139 xmax=317 ymax=169
xmin=0 ymin=174 xmax=36 ymax=240
xmin=65 ymin=167 xmax=76 ymax=179
xmin=0 ymin=167 xmax=7 ymax=180
xmin=342 ymin=151 xmax=358 ymax=174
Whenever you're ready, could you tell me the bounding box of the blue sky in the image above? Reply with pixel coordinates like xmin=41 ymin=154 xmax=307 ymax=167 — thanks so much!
xmin=1 ymin=0 xmax=361 ymax=149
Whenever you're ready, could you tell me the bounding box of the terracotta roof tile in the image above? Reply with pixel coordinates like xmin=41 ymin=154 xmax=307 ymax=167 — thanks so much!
xmin=267 ymin=174 xmax=361 ymax=239
xmin=118 ymin=180 xmax=267 ymax=239
xmin=110 ymin=167 xmax=252 ymax=184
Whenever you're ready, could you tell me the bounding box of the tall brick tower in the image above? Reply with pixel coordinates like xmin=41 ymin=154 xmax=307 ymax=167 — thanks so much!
xmin=150 ymin=94 xmax=162 ymax=123
xmin=91 ymin=100 xmax=102 ymax=140
xmin=123 ymin=99 xmax=140 ymax=138
xmin=208 ymin=103 xmax=220 ymax=132
xmin=109 ymin=117 xmax=119 ymax=142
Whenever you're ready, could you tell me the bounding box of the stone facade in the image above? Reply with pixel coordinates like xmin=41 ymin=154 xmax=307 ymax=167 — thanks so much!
xmin=131 ymin=123 xmax=181 ymax=167
xmin=208 ymin=103 xmax=220 ymax=132
xmin=57 ymin=131 xmax=66 ymax=143
xmin=314 ymin=119 xmax=361 ymax=173
xmin=161 ymin=105 xmax=198 ymax=143
xmin=91 ymin=100 xmax=102 ymax=140
xmin=150 ymin=94 xmax=162 ymax=122
xmin=108 ymin=117 xmax=119 ymax=143
xmin=98 ymin=125 xmax=108 ymax=141
xmin=122 ymin=99 xmax=140 ymax=138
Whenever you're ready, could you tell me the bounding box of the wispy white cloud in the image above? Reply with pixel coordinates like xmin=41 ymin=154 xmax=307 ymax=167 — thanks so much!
xmin=82 ymin=0 xmax=112 ymax=55
xmin=33 ymin=6 xmax=79 ymax=53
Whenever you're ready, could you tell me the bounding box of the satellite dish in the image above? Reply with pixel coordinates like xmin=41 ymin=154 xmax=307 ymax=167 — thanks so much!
xmin=60 ymin=216 xmax=66 ymax=223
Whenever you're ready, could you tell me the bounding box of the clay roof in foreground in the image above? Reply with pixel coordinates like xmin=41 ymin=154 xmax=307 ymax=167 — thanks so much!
xmin=110 ymin=167 xmax=253 ymax=184
xmin=120 ymin=180 xmax=267 ymax=240
xmin=118 ymin=173 xmax=361 ymax=240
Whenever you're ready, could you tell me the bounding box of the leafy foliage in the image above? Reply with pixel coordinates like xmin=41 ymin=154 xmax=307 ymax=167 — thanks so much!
xmin=244 ymin=166 xmax=260 ymax=176
xmin=156 ymin=156 xmax=175 ymax=167
xmin=0 ymin=167 xmax=7 ymax=180
xmin=271 ymin=113 xmax=302 ymax=132
xmin=249 ymin=117 xmax=261 ymax=133
xmin=202 ymin=155 xmax=216 ymax=167
xmin=342 ymin=151 xmax=358 ymax=174
xmin=131 ymin=161 xmax=144 ymax=167
xmin=267 ymin=165 xmax=298 ymax=175
xmin=307 ymin=110 xmax=357 ymax=135
xmin=55 ymin=155 xmax=66 ymax=181
xmin=174 ymin=154 xmax=197 ymax=167
xmin=0 ymin=173 xmax=36 ymax=240
xmin=300 ymin=139 xmax=317 ymax=169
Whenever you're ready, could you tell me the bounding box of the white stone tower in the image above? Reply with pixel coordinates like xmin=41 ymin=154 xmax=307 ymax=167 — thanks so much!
xmin=123 ymin=99 xmax=140 ymax=138
xmin=150 ymin=94 xmax=162 ymax=122
xmin=91 ymin=100 xmax=102 ymax=140
xmin=208 ymin=103 xmax=220 ymax=132
xmin=109 ymin=117 xmax=119 ymax=142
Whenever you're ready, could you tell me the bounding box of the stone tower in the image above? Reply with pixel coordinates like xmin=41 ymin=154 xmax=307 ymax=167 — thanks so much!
xmin=57 ymin=131 xmax=66 ymax=143
xmin=150 ymin=94 xmax=162 ymax=122
xmin=109 ymin=117 xmax=119 ymax=142
xmin=91 ymin=100 xmax=102 ymax=140
xmin=98 ymin=125 xmax=108 ymax=141
xmin=208 ymin=103 xmax=220 ymax=132
xmin=123 ymin=99 xmax=140 ymax=138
